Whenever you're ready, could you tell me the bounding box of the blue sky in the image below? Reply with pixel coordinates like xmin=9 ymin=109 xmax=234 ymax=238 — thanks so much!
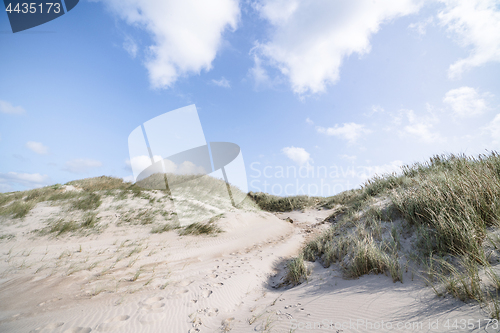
xmin=1 ymin=0 xmax=499 ymax=196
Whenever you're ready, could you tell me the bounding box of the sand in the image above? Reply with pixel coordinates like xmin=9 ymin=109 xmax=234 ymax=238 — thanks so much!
xmin=0 ymin=201 xmax=497 ymax=333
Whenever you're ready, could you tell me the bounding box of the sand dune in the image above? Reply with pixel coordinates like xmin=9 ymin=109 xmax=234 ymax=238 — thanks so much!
xmin=0 ymin=186 xmax=497 ymax=332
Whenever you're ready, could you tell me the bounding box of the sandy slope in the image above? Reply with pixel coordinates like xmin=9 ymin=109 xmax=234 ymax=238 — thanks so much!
xmin=0 ymin=203 xmax=497 ymax=333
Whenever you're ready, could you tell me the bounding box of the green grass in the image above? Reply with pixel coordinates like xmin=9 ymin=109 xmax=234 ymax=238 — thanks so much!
xmin=283 ymin=254 xmax=309 ymax=286
xmin=66 ymin=176 xmax=133 ymax=192
xmin=0 ymin=200 xmax=36 ymax=219
xmin=70 ymin=193 xmax=102 ymax=211
xmin=286 ymin=151 xmax=500 ymax=315
xmin=49 ymin=219 xmax=80 ymax=235
xmin=392 ymin=152 xmax=500 ymax=258
xmin=247 ymin=192 xmax=320 ymax=212
xmin=46 ymin=213 xmax=101 ymax=236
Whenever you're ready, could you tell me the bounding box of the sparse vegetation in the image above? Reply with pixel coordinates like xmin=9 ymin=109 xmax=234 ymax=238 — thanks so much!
xmin=70 ymin=193 xmax=102 ymax=211
xmin=247 ymin=192 xmax=321 ymax=212
xmin=178 ymin=214 xmax=224 ymax=236
xmin=46 ymin=213 xmax=101 ymax=236
xmin=151 ymin=223 xmax=176 ymax=234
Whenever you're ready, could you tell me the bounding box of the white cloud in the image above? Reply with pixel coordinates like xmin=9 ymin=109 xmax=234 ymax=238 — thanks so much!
xmin=0 ymin=172 xmax=50 ymax=191
xmin=64 ymin=159 xmax=103 ymax=174
xmin=0 ymin=100 xmax=25 ymax=114
xmin=438 ymin=0 xmax=500 ymax=78
xmin=128 ymin=155 xmax=162 ymax=179
xmin=408 ymin=16 xmax=434 ymax=35
xmin=128 ymin=155 xmax=207 ymax=181
xmin=253 ymin=0 xmax=423 ymax=94
xmin=26 ymin=141 xmax=49 ymax=155
xmin=123 ymin=35 xmax=138 ymax=58
xmin=485 ymin=113 xmax=500 ymax=144
xmin=165 ymin=160 xmax=207 ymax=175
xmin=316 ymin=123 xmax=371 ymax=143
xmin=443 ymin=86 xmax=489 ymax=117
xmin=398 ymin=109 xmax=443 ymax=143
xmin=357 ymin=160 xmax=404 ymax=180
xmin=212 ymin=77 xmax=231 ymax=88
xmin=305 ymin=117 xmax=314 ymax=125
xmin=248 ymin=55 xmax=277 ymax=88
xmin=282 ymin=146 xmax=312 ymax=165
xmin=97 ymin=0 xmax=240 ymax=89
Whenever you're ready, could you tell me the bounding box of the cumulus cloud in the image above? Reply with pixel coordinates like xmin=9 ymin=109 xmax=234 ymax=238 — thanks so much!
xmin=0 ymin=100 xmax=25 ymax=114
xmin=97 ymin=0 xmax=240 ymax=89
xmin=398 ymin=109 xmax=443 ymax=143
xmin=305 ymin=118 xmax=314 ymax=125
xmin=282 ymin=146 xmax=312 ymax=165
xmin=64 ymin=159 xmax=103 ymax=174
xmin=0 ymin=172 xmax=50 ymax=191
xmin=438 ymin=0 xmax=500 ymax=78
xmin=26 ymin=141 xmax=49 ymax=155
xmin=128 ymin=155 xmax=207 ymax=181
xmin=443 ymin=86 xmax=489 ymax=117
xmin=253 ymin=0 xmax=422 ymax=94
xmin=316 ymin=123 xmax=371 ymax=143
xmin=212 ymin=77 xmax=231 ymax=88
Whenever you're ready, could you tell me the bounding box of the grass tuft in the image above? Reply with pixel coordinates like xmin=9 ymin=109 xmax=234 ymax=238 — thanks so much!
xmin=283 ymin=254 xmax=309 ymax=286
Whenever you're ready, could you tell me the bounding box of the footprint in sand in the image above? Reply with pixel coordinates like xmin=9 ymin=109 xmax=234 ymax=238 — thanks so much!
xmin=202 ymin=290 xmax=212 ymax=298
xmin=140 ymin=297 xmax=165 ymax=313
xmin=63 ymin=328 xmax=92 ymax=333
xmin=175 ymin=289 xmax=189 ymax=295
xmin=30 ymin=322 xmax=64 ymax=332
xmin=96 ymin=315 xmax=130 ymax=331
xmin=178 ymin=280 xmax=193 ymax=287
xmin=167 ymin=289 xmax=189 ymax=299
xmin=143 ymin=296 xmax=164 ymax=304
xmin=198 ymin=307 xmax=219 ymax=317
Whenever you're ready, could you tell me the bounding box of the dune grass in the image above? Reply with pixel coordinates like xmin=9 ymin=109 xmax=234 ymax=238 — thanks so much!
xmin=283 ymin=254 xmax=309 ymax=286
xmin=0 ymin=177 xmax=139 ymax=219
xmin=47 ymin=213 xmax=101 ymax=236
xmin=247 ymin=192 xmax=321 ymax=212
xmin=286 ymin=152 xmax=500 ymax=317
xmin=178 ymin=214 xmax=224 ymax=236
